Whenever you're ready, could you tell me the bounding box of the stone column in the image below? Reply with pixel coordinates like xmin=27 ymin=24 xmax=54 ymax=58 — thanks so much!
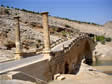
xmin=14 ymin=16 xmax=22 ymax=60
xmin=41 ymin=12 xmax=51 ymax=59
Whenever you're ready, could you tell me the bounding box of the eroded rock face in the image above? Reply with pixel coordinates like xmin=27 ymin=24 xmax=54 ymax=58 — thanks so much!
xmin=0 ymin=15 xmax=62 ymax=62
xmin=93 ymin=42 xmax=112 ymax=61
xmin=0 ymin=15 xmax=62 ymax=50
xmin=103 ymin=21 xmax=112 ymax=37
xmin=104 ymin=21 xmax=112 ymax=28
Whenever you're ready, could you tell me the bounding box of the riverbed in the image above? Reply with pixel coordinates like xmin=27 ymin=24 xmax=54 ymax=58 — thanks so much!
xmin=92 ymin=61 xmax=112 ymax=75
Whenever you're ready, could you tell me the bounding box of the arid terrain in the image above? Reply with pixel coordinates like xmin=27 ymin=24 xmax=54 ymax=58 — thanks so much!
xmin=0 ymin=6 xmax=112 ymax=84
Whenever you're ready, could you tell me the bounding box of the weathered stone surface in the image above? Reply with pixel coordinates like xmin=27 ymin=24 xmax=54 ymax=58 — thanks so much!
xmin=94 ymin=42 xmax=112 ymax=61
xmin=49 ymin=79 xmax=112 ymax=84
xmin=49 ymin=62 xmax=112 ymax=84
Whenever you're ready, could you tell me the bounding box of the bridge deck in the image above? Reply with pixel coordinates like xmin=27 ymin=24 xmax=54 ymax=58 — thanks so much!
xmin=0 ymin=54 xmax=45 ymax=74
xmin=52 ymin=37 xmax=75 ymax=52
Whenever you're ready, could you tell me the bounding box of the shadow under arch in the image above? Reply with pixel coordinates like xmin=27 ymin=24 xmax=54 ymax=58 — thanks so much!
xmin=84 ymin=40 xmax=93 ymax=65
xmin=64 ymin=62 xmax=69 ymax=74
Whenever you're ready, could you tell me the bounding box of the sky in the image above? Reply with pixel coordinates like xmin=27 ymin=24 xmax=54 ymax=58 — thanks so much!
xmin=0 ymin=0 xmax=112 ymax=25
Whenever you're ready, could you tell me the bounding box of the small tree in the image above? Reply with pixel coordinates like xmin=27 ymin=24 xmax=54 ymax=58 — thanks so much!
xmin=96 ymin=36 xmax=105 ymax=44
xmin=61 ymin=31 xmax=67 ymax=37
xmin=4 ymin=9 xmax=10 ymax=15
xmin=1 ymin=4 xmax=4 ymax=7
xmin=11 ymin=6 xmax=14 ymax=8
xmin=65 ymin=24 xmax=71 ymax=28
xmin=105 ymin=37 xmax=111 ymax=42
xmin=6 ymin=6 xmax=9 ymax=8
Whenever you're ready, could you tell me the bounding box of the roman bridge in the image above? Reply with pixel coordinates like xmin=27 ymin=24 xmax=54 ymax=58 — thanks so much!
xmin=0 ymin=12 xmax=95 ymax=83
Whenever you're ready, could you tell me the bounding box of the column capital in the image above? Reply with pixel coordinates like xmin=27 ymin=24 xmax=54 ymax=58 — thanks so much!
xmin=41 ymin=12 xmax=49 ymax=15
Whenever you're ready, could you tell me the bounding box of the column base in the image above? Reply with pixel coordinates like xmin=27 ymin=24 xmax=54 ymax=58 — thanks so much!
xmin=14 ymin=53 xmax=22 ymax=60
xmin=43 ymin=50 xmax=52 ymax=61
xmin=43 ymin=48 xmax=51 ymax=54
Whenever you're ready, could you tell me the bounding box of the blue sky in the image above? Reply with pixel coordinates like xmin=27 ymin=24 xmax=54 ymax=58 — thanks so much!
xmin=0 ymin=0 xmax=112 ymax=25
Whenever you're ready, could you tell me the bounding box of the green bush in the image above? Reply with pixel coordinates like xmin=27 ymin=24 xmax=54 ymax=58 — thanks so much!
xmin=65 ymin=24 xmax=71 ymax=28
xmin=4 ymin=9 xmax=10 ymax=15
xmin=6 ymin=6 xmax=9 ymax=8
xmin=96 ymin=36 xmax=105 ymax=44
xmin=53 ymin=28 xmax=57 ymax=32
xmin=11 ymin=6 xmax=14 ymax=8
xmin=96 ymin=36 xmax=105 ymax=42
xmin=1 ymin=4 xmax=4 ymax=7
xmin=105 ymin=37 xmax=111 ymax=42
xmin=101 ymin=40 xmax=105 ymax=44
xmin=15 ymin=8 xmax=20 ymax=10
xmin=61 ymin=31 xmax=67 ymax=37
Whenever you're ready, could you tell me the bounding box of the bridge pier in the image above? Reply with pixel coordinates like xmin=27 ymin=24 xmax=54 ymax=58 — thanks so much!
xmin=14 ymin=16 xmax=22 ymax=60
xmin=41 ymin=12 xmax=51 ymax=60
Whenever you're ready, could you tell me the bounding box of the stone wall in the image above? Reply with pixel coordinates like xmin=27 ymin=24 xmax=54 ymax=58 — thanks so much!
xmin=16 ymin=59 xmax=51 ymax=81
xmin=0 ymin=34 xmax=95 ymax=82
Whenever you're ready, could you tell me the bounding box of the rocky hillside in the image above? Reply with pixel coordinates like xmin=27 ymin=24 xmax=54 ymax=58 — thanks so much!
xmin=0 ymin=7 xmax=77 ymax=50
xmin=0 ymin=7 xmax=77 ymax=61
xmin=103 ymin=21 xmax=112 ymax=37
xmin=104 ymin=21 xmax=112 ymax=28
xmin=0 ymin=6 xmax=112 ymax=61
xmin=0 ymin=6 xmax=108 ymax=36
xmin=1 ymin=6 xmax=112 ymax=37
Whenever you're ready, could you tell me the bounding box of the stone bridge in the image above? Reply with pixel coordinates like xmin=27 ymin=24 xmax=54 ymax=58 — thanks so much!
xmin=0 ymin=12 xmax=95 ymax=83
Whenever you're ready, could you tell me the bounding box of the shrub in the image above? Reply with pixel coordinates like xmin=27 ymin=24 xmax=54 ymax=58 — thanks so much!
xmin=15 ymin=13 xmax=18 ymax=15
xmin=96 ymin=36 xmax=105 ymax=42
xmin=53 ymin=28 xmax=57 ymax=32
xmin=65 ymin=24 xmax=71 ymax=28
xmin=96 ymin=36 xmax=106 ymax=44
xmin=101 ymin=40 xmax=105 ymax=45
xmin=6 ymin=6 xmax=9 ymax=8
xmin=21 ymin=9 xmax=27 ymax=12
xmin=61 ymin=31 xmax=67 ymax=37
xmin=105 ymin=37 xmax=111 ymax=42
xmin=4 ymin=9 xmax=10 ymax=15
xmin=1 ymin=4 xmax=4 ymax=7
xmin=11 ymin=6 xmax=14 ymax=8
xmin=96 ymin=36 xmax=112 ymax=43
xmin=15 ymin=8 xmax=20 ymax=10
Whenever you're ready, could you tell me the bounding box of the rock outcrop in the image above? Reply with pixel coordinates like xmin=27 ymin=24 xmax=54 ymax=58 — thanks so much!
xmin=93 ymin=42 xmax=112 ymax=61
xmin=49 ymin=62 xmax=112 ymax=84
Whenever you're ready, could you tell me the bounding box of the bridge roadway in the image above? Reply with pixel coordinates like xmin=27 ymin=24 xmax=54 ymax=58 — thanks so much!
xmin=0 ymin=54 xmax=44 ymax=74
xmin=0 ymin=37 xmax=76 ymax=74
xmin=51 ymin=37 xmax=76 ymax=52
